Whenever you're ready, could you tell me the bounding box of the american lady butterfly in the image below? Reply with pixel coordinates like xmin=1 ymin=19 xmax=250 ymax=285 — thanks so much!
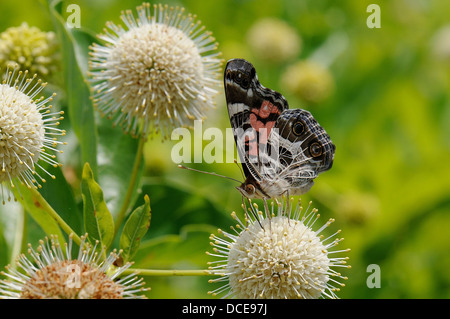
xmin=225 ymin=58 xmax=335 ymax=199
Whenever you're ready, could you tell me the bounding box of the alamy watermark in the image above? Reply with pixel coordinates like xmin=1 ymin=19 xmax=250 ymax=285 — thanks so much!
xmin=65 ymin=3 xmax=381 ymax=30
xmin=366 ymin=264 xmax=381 ymax=288
xmin=66 ymin=4 xmax=81 ymax=29
xmin=171 ymin=120 xmax=281 ymax=165
xmin=367 ymin=4 xmax=381 ymax=29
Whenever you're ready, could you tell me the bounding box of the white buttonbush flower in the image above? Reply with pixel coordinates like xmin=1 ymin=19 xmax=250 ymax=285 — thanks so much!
xmin=88 ymin=3 xmax=222 ymax=138
xmin=0 ymin=235 xmax=149 ymax=299
xmin=207 ymin=199 xmax=350 ymax=299
xmin=0 ymin=68 xmax=65 ymax=203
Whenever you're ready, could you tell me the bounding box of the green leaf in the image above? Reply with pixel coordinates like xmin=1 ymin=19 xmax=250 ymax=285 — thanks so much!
xmin=47 ymin=0 xmax=98 ymax=177
xmin=120 ymin=195 xmax=151 ymax=263
xmin=97 ymin=122 xmax=144 ymax=220
xmin=134 ymin=224 xmax=217 ymax=268
xmin=13 ymin=185 xmax=65 ymax=244
xmin=134 ymin=181 xmax=232 ymax=239
xmin=38 ymin=165 xmax=82 ymax=236
xmin=81 ymin=163 xmax=114 ymax=250
xmin=0 ymin=203 xmax=25 ymax=267
xmin=0 ymin=221 xmax=9 ymax=267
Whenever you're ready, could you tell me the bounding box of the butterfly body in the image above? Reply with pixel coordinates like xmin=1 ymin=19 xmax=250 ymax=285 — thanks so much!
xmin=225 ymin=59 xmax=335 ymax=199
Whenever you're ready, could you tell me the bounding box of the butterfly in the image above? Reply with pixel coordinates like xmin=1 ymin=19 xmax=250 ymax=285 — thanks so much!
xmin=224 ymin=58 xmax=335 ymax=199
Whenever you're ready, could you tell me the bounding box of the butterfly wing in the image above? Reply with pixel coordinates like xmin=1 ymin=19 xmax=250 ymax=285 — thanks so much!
xmin=224 ymin=58 xmax=289 ymax=183
xmin=268 ymin=108 xmax=335 ymax=193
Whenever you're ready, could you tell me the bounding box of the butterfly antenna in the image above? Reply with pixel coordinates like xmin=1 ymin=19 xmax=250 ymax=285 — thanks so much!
xmin=178 ymin=165 xmax=242 ymax=184
xmin=234 ymin=159 xmax=246 ymax=180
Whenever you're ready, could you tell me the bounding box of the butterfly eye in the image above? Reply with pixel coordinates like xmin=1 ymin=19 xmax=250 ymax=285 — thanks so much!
xmin=292 ymin=122 xmax=304 ymax=136
xmin=245 ymin=184 xmax=255 ymax=195
xmin=310 ymin=142 xmax=323 ymax=157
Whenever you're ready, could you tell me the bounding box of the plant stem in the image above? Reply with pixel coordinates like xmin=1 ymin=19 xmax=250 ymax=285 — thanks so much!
xmin=122 ymin=268 xmax=218 ymax=277
xmin=29 ymin=187 xmax=82 ymax=246
xmin=114 ymin=135 xmax=146 ymax=236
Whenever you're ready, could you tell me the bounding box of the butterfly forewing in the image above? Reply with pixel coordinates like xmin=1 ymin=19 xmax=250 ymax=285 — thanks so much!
xmin=224 ymin=59 xmax=288 ymax=180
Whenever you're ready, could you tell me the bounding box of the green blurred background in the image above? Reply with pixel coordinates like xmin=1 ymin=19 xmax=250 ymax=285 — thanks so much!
xmin=0 ymin=0 xmax=449 ymax=298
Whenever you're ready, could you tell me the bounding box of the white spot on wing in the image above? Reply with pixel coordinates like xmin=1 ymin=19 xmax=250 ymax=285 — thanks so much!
xmin=228 ymin=103 xmax=249 ymax=118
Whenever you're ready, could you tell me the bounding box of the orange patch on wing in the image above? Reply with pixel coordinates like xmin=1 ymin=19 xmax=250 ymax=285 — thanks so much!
xmin=250 ymin=113 xmax=277 ymax=144
xmin=252 ymin=100 xmax=280 ymax=119
xmin=247 ymin=101 xmax=280 ymax=157
xmin=244 ymin=130 xmax=258 ymax=157
xmin=248 ymin=140 xmax=258 ymax=156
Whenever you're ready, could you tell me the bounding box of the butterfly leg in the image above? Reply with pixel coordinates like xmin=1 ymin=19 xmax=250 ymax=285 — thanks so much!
xmin=279 ymin=190 xmax=289 ymax=216
xmin=282 ymin=189 xmax=292 ymax=225
xmin=263 ymin=197 xmax=272 ymax=231
xmin=242 ymin=195 xmax=263 ymax=228
xmin=263 ymin=197 xmax=271 ymax=219
xmin=241 ymin=195 xmax=250 ymax=227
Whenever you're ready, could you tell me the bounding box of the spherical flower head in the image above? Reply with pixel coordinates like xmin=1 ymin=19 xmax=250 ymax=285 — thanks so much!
xmin=0 ymin=23 xmax=59 ymax=80
xmin=208 ymin=199 xmax=350 ymax=299
xmin=0 ymin=67 xmax=65 ymax=203
xmin=281 ymin=60 xmax=334 ymax=105
xmin=246 ymin=18 xmax=301 ymax=63
xmin=0 ymin=235 xmax=149 ymax=299
xmin=88 ymin=3 xmax=222 ymax=139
